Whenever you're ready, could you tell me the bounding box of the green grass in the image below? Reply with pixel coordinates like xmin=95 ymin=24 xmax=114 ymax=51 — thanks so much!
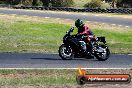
xmin=73 ymin=0 xmax=110 ymax=9
xmin=0 ymin=69 xmax=76 ymax=86
xmin=0 ymin=14 xmax=132 ymax=54
xmin=73 ymin=0 xmax=91 ymax=8
xmin=0 ymin=20 xmax=69 ymax=53
xmin=0 ymin=69 xmax=131 ymax=87
xmin=92 ymin=29 xmax=132 ymax=54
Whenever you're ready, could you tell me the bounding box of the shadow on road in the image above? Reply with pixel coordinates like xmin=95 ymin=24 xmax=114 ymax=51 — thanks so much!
xmin=31 ymin=58 xmax=62 ymax=60
xmin=31 ymin=57 xmax=98 ymax=61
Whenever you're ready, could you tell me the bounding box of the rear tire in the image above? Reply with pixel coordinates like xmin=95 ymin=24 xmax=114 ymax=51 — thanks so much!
xmin=59 ymin=44 xmax=74 ymax=60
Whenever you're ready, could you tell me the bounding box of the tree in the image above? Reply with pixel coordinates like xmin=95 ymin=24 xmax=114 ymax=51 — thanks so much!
xmin=110 ymin=0 xmax=132 ymax=8
xmin=32 ymin=0 xmax=37 ymax=6
xmin=111 ymin=0 xmax=117 ymax=8
xmin=84 ymin=0 xmax=102 ymax=8
xmin=113 ymin=0 xmax=132 ymax=8
xmin=40 ymin=0 xmax=50 ymax=7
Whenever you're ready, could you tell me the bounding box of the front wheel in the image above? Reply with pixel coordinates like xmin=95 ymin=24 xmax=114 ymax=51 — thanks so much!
xmin=95 ymin=45 xmax=110 ymax=61
xmin=59 ymin=44 xmax=74 ymax=60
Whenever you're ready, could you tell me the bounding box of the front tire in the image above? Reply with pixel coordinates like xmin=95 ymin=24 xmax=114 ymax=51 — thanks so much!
xmin=59 ymin=44 xmax=74 ymax=60
xmin=95 ymin=45 xmax=110 ymax=61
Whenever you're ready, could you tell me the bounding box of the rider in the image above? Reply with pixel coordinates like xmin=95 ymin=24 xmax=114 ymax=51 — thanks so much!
xmin=75 ymin=19 xmax=95 ymax=53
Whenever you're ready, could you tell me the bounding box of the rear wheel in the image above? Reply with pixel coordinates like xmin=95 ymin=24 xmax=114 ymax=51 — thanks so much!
xmin=59 ymin=44 xmax=74 ymax=60
xmin=95 ymin=45 xmax=110 ymax=61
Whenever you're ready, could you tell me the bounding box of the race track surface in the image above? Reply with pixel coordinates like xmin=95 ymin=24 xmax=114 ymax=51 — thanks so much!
xmin=0 ymin=53 xmax=131 ymax=68
xmin=0 ymin=8 xmax=132 ymax=69
xmin=0 ymin=8 xmax=132 ymax=27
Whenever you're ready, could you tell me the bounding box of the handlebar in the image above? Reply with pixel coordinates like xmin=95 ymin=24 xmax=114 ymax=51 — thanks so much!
xmin=70 ymin=27 xmax=74 ymax=32
xmin=66 ymin=27 xmax=74 ymax=34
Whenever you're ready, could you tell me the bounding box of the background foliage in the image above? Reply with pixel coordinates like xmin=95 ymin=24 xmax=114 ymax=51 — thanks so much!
xmin=0 ymin=0 xmax=131 ymax=8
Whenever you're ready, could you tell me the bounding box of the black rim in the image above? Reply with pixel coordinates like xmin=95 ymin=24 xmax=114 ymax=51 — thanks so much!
xmin=60 ymin=45 xmax=72 ymax=59
xmin=98 ymin=48 xmax=110 ymax=60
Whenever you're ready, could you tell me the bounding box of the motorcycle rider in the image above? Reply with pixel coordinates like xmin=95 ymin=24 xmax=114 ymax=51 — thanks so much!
xmin=75 ymin=19 xmax=95 ymax=55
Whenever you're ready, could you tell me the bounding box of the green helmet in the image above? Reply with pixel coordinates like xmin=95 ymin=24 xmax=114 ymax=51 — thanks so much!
xmin=75 ymin=19 xmax=83 ymax=28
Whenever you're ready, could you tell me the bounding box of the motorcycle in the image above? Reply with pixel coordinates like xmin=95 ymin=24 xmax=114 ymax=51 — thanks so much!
xmin=58 ymin=27 xmax=110 ymax=61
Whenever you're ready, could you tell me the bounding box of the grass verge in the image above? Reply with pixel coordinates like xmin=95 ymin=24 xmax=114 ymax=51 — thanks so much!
xmin=0 ymin=14 xmax=132 ymax=54
xmin=0 ymin=69 xmax=131 ymax=87
xmin=0 ymin=69 xmax=76 ymax=86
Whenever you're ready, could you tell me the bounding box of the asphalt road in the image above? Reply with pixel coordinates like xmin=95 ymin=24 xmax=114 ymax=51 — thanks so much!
xmin=0 ymin=8 xmax=132 ymax=27
xmin=0 ymin=8 xmax=132 ymax=69
xmin=0 ymin=53 xmax=131 ymax=68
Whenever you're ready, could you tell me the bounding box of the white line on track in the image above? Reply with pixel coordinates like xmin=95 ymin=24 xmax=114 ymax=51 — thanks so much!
xmin=101 ymin=23 xmax=105 ymax=25
xmin=86 ymin=21 xmax=91 ymax=23
xmin=83 ymin=13 xmax=87 ymax=15
xmin=44 ymin=17 xmax=50 ymax=18
xmin=112 ymin=24 xmax=116 ymax=26
xmin=94 ymin=15 xmax=99 ymax=16
xmin=107 ymin=16 xmax=112 ymax=17
xmin=66 ymin=12 xmax=71 ymax=14
xmin=125 ymin=26 xmax=129 ymax=28
xmin=0 ymin=68 xmax=131 ymax=70
xmin=55 ymin=18 xmax=60 ymax=20
xmin=118 ymin=25 xmax=122 ymax=26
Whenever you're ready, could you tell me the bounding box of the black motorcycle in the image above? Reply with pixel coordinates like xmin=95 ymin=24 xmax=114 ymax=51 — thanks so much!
xmin=58 ymin=27 xmax=110 ymax=61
